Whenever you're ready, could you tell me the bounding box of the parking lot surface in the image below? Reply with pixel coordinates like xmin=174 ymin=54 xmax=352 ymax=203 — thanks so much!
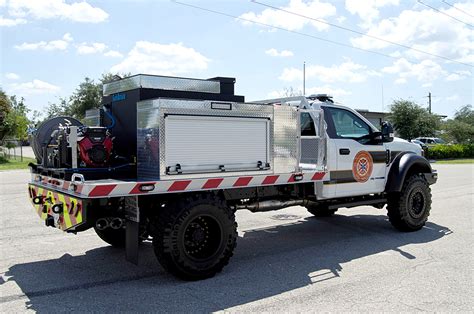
xmin=0 ymin=164 xmax=472 ymax=312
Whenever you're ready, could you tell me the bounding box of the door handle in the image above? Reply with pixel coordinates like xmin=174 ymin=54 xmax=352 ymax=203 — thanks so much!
xmin=339 ymin=148 xmax=350 ymax=155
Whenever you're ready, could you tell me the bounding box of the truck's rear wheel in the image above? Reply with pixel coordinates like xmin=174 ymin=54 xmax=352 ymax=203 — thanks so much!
xmin=94 ymin=226 xmax=126 ymax=247
xmin=152 ymin=194 xmax=237 ymax=280
xmin=387 ymin=174 xmax=431 ymax=231
xmin=306 ymin=204 xmax=337 ymax=217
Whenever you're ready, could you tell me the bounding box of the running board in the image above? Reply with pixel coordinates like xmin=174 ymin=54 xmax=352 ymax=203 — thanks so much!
xmin=327 ymin=198 xmax=387 ymax=210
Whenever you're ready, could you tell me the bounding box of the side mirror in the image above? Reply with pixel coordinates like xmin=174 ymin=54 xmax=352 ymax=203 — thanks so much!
xmin=381 ymin=121 xmax=394 ymax=142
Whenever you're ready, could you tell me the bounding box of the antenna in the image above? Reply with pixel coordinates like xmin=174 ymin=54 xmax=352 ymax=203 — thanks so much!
xmin=303 ymin=61 xmax=306 ymax=96
xmin=381 ymin=82 xmax=385 ymax=112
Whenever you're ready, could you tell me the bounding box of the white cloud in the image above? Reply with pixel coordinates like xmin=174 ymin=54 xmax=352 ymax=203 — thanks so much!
xmin=111 ymin=41 xmax=210 ymax=76
xmin=445 ymin=70 xmax=471 ymax=82
xmin=345 ymin=0 xmax=399 ymax=27
xmin=15 ymin=33 xmax=73 ymax=51
xmin=336 ymin=16 xmax=346 ymax=23
xmin=394 ymin=77 xmax=407 ymax=84
xmin=422 ymin=82 xmax=432 ymax=88
xmin=7 ymin=0 xmax=108 ymax=23
xmin=5 ymin=73 xmax=20 ymax=80
xmin=9 ymin=79 xmax=60 ymax=95
xmin=76 ymin=42 xmax=107 ymax=54
xmin=382 ymin=58 xmax=446 ymax=84
xmin=265 ymin=48 xmax=294 ymax=57
xmin=0 ymin=16 xmax=26 ymax=26
xmin=350 ymin=4 xmax=474 ymax=64
xmin=279 ymin=59 xmax=379 ymax=83
xmin=0 ymin=0 xmax=5 ymax=6
xmin=239 ymin=0 xmax=337 ymax=32
xmin=104 ymin=50 xmax=123 ymax=58
xmin=446 ymin=94 xmax=459 ymax=101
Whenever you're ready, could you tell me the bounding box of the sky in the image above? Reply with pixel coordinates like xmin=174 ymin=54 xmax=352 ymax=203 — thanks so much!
xmin=1 ymin=0 xmax=473 ymax=119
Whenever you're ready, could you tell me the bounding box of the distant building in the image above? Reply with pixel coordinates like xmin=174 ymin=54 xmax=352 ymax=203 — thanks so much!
xmin=356 ymin=109 xmax=388 ymax=129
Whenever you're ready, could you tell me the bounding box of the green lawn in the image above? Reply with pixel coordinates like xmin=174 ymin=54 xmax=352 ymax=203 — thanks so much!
xmin=0 ymin=156 xmax=36 ymax=170
xmin=434 ymin=159 xmax=474 ymax=164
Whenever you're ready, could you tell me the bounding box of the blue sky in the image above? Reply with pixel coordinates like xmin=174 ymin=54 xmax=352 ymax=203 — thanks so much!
xmin=1 ymin=0 xmax=473 ymax=118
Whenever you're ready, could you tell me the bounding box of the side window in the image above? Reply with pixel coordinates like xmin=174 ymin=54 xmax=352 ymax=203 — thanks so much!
xmin=326 ymin=107 xmax=371 ymax=139
xmin=300 ymin=112 xmax=316 ymax=136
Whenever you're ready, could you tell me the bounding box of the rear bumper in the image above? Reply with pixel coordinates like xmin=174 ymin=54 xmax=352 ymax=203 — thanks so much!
xmin=423 ymin=170 xmax=438 ymax=185
xmin=28 ymin=184 xmax=85 ymax=231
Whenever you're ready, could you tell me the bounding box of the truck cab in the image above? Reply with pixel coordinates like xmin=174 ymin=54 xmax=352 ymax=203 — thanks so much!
xmin=307 ymin=98 xmax=422 ymax=199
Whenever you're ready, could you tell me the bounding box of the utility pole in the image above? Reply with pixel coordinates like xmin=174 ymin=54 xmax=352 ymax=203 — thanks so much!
xmin=428 ymin=92 xmax=432 ymax=114
xmin=303 ymin=61 xmax=306 ymax=96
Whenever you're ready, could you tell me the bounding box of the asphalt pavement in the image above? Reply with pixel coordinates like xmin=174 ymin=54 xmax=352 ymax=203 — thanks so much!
xmin=0 ymin=164 xmax=472 ymax=312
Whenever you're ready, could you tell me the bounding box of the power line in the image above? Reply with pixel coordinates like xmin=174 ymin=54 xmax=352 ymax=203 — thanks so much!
xmin=418 ymin=0 xmax=473 ymax=28
xmin=442 ymin=0 xmax=474 ymax=18
xmin=172 ymin=0 xmax=472 ymax=74
xmin=172 ymin=1 xmax=399 ymax=60
xmin=253 ymin=0 xmax=473 ymax=68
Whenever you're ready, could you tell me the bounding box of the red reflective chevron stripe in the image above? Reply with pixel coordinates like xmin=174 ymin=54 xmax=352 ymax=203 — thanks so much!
xmin=233 ymin=177 xmax=253 ymax=187
xmin=312 ymin=172 xmax=325 ymax=180
xmin=88 ymin=184 xmax=117 ymax=197
xmin=168 ymin=180 xmax=192 ymax=192
xmin=262 ymin=175 xmax=279 ymax=185
xmin=202 ymin=178 xmax=224 ymax=189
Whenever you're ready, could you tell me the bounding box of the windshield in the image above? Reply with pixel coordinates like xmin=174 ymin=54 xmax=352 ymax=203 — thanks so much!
xmin=434 ymin=138 xmax=445 ymax=144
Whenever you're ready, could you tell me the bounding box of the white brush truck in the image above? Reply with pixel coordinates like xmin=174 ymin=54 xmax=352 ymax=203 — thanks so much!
xmin=28 ymin=74 xmax=437 ymax=280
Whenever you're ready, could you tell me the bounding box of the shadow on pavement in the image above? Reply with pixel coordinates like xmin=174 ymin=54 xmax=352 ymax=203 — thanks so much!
xmin=2 ymin=214 xmax=451 ymax=312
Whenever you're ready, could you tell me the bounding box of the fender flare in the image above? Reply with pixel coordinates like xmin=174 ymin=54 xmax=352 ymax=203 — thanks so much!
xmin=385 ymin=152 xmax=432 ymax=193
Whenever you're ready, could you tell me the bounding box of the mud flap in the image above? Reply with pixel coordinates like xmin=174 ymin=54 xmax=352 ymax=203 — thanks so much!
xmin=124 ymin=196 xmax=139 ymax=265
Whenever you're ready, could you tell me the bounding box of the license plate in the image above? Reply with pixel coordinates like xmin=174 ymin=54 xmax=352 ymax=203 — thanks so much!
xmin=28 ymin=184 xmax=84 ymax=231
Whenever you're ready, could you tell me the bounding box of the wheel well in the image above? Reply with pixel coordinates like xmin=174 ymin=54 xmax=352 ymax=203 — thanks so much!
xmin=385 ymin=153 xmax=432 ymax=193
xmin=405 ymin=162 xmax=431 ymax=181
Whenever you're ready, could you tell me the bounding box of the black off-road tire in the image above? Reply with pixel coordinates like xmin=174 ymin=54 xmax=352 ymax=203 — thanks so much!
xmin=152 ymin=194 xmax=237 ymax=281
xmin=306 ymin=204 xmax=337 ymax=217
xmin=94 ymin=226 xmax=126 ymax=247
xmin=387 ymin=174 xmax=432 ymax=231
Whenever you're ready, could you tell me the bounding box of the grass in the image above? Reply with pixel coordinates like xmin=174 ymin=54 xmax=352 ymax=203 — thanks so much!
xmin=0 ymin=156 xmax=36 ymax=170
xmin=434 ymin=159 xmax=474 ymax=164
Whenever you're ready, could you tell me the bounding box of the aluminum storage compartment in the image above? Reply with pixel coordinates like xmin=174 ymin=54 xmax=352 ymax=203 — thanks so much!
xmin=164 ymin=115 xmax=270 ymax=174
xmin=137 ymin=99 xmax=279 ymax=180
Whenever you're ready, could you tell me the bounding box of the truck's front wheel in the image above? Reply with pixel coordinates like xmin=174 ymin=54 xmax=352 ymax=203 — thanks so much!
xmin=152 ymin=194 xmax=237 ymax=280
xmin=387 ymin=174 xmax=432 ymax=231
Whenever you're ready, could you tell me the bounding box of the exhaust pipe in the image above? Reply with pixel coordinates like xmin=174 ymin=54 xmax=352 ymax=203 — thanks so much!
xmin=96 ymin=218 xmax=109 ymax=230
xmin=232 ymin=199 xmax=315 ymax=212
xmin=110 ymin=218 xmax=124 ymax=230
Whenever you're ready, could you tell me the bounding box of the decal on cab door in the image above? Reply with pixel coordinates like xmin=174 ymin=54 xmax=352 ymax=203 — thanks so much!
xmin=352 ymin=151 xmax=373 ymax=183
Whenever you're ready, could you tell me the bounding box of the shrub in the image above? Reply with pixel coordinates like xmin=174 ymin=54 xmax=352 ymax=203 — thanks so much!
xmin=425 ymin=144 xmax=474 ymax=160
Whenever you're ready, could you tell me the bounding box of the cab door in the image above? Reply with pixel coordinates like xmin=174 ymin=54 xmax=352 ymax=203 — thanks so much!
xmin=323 ymin=106 xmax=387 ymax=197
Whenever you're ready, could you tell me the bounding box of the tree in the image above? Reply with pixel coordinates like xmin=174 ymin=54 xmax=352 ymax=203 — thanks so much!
xmin=45 ymin=97 xmax=70 ymax=119
xmin=443 ymin=105 xmax=474 ymax=143
xmin=388 ymin=99 xmax=441 ymax=140
xmin=7 ymin=95 xmax=30 ymax=140
xmin=45 ymin=72 xmax=131 ymax=120
xmin=68 ymin=77 xmax=102 ymax=119
xmin=0 ymin=89 xmax=12 ymax=140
